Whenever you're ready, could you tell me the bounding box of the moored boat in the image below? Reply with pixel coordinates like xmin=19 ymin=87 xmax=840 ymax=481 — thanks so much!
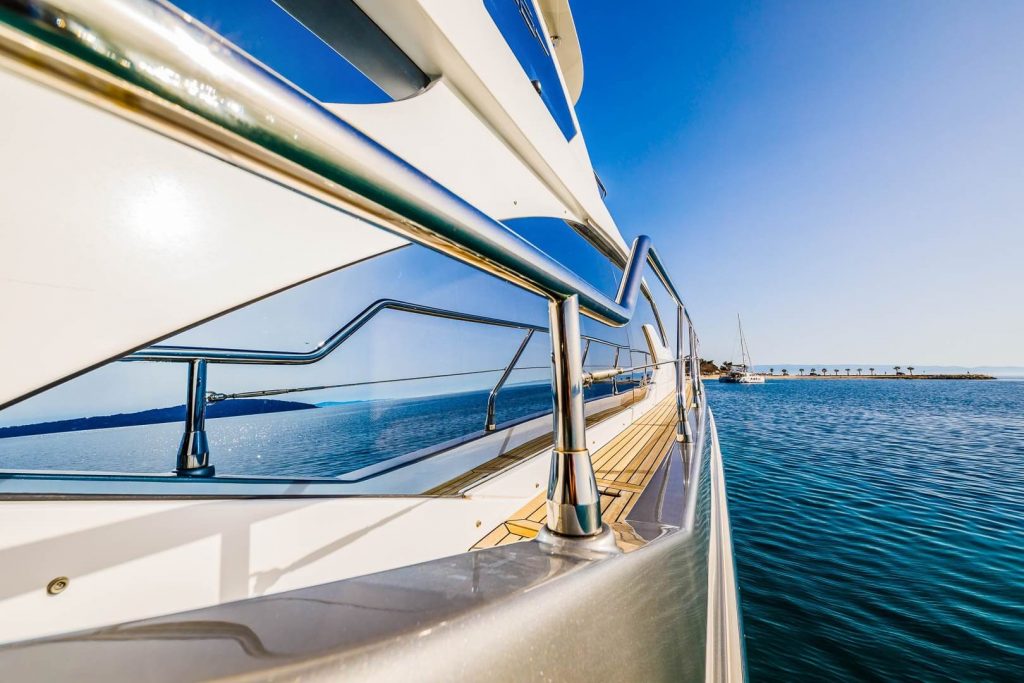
xmin=720 ymin=314 xmax=765 ymax=384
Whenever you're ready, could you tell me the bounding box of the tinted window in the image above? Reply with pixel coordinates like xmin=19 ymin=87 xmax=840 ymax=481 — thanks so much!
xmin=0 ymin=243 xmax=630 ymax=480
xmin=171 ymin=0 xmax=427 ymax=103
xmin=503 ymin=217 xmax=620 ymax=299
xmin=502 ymin=217 xmax=629 ymax=346
xmin=484 ymin=0 xmax=577 ymax=139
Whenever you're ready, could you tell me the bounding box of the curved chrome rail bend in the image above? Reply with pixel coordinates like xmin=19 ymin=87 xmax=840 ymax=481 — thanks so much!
xmin=0 ymin=0 xmax=704 ymax=536
xmin=127 ymin=299 xmax=537 ymax=364
xmin=485 ymin=329 xmax=534 ymax=431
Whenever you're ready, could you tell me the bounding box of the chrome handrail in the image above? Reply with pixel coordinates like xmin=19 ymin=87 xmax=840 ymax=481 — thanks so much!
xmin=127 ymin=299 xmax=540 ymax=364
xmin=0 ymin=1 xmax=680 ymax=325
xmin=0 ymin=0 xmax=705 ymax=536
xmin=582 ymin=358 xmax=678 ymax=386
xmin=122 ymin=297 xmax=630 ymax=475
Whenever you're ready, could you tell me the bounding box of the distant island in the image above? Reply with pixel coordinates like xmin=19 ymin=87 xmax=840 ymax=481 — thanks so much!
xmin=699 ymin=360 xmax=995 ymax=380
xmin=0 ymin=398 xmax=316 ymax=439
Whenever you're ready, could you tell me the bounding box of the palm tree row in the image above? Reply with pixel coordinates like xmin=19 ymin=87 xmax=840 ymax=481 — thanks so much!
xmin=768 ymin=366 xmax=920 ymax=377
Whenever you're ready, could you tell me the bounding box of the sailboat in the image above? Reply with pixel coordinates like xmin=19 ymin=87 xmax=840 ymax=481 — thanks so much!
xmin=720 ymin=315 xmax=766 ymax=384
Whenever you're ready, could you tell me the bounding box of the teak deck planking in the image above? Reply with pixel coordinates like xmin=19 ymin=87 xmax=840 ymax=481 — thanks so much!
xmin=472 ymin=393 xmax=683 ymax=550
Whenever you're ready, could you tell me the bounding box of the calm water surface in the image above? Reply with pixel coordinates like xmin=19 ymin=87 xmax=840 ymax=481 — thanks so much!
xmin=708 ymin=379 xmax=1024 ymax=682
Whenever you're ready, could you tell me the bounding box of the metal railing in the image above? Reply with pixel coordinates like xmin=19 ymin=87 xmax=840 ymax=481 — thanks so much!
xmin=123 ymin=298 xmax=631 ymax=476
xmin=0 ymin=0 xmax=706 ymax=537
xmin=482 ymin=331 xmax=632 ymax=432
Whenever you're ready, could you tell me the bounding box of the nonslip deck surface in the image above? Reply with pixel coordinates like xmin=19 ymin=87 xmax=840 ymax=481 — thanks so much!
xmin=472 ymin=393 xmax=682 ymax=550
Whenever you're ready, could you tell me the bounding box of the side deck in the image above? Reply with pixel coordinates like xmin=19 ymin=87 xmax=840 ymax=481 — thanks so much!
xmin=474 ymin=393 xmax=681 ymax=548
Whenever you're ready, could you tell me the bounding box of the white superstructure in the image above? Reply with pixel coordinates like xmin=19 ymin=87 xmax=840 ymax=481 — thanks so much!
xmin=0 ymin=2 xmax=744 ymax=679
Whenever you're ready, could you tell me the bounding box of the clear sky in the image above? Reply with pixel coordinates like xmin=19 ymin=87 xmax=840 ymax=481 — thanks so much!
xmin=572 ymin=1 xmax=1024 ymax=367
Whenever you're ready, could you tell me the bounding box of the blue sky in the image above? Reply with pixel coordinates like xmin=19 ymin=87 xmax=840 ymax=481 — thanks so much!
xmin=573 ymin=1 xmax=1024 ymax=367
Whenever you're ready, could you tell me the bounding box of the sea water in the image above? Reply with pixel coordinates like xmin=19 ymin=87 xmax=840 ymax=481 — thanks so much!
xmin=708 ymin=379 xmax=1024 ymax=681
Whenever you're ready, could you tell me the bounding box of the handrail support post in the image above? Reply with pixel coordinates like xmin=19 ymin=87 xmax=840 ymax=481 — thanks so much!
xmin=690 ymin=325 xmax=701 ymax=410
xmin=545 ymin=294 xmax=601 ymax=536
xmin=175 ymin=359 xmax=214 ymax=477
xmin=677 ymin=305 xmax=694 ymax=443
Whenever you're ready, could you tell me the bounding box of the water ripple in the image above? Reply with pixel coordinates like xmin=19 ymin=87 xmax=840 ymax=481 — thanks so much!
xmin=710 ymin=379 xmax=1024 ymax=682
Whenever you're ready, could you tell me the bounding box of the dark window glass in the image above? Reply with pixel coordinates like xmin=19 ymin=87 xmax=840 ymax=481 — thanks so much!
xmin=0 ymin=242 xmax=629 ymax=481
xmin=484 ymin=0 xmax=577 ymax=139
xmin=503 ymin=217 xmax=620 ymax=299
xmin=171 ymin=0 xmax=427 ymax=103
xmin=503 ymin=216 xmax=630 ymax=348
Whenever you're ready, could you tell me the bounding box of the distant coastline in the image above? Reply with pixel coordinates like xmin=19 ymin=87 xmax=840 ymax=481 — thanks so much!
xmin=702 ymin=373 xmax=994 ymax=381
xmin=699 ymin=359 xmax=1001 ymax=380
xmin=0 ymin=398 xmax=316 ymax=439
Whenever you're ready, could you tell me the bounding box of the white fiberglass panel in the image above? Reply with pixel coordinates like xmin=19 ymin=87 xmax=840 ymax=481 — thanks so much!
xmin=0 ymin=66 xmax=405 ymax=407
xmin=329 ymin=79 xmax=569 ymax=221
xmin=352 ymin=0 xmax=625 ymax=252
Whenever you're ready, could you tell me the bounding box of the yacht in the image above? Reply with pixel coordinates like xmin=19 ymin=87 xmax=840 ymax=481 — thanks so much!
xmin=0 ymin=1 xmax=743 ymax=680
xmin=720 ymin=315 xmax=765 ymax=384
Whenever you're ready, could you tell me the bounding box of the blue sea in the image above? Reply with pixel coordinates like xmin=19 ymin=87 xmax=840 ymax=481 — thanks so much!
xmin=708 ymin=379 xmax=1024 ymax=681
xmin=0 ymin=383 xmax=590 ymax=477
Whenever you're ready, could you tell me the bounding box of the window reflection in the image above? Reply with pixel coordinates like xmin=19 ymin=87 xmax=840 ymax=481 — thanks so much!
xmin=483 ymin=0 xmax=577 ymax=139
xmin=170 ymin=0 xmax=425 ymax=104
xmin=0 ymin=235 xmax=661 ymax=481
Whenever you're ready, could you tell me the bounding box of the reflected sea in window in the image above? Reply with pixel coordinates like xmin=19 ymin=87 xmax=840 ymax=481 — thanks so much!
xmin=709 ymin=379 xmax=1024 ymax=681
xmin=0 ymin=383 xmax=588 ymax=478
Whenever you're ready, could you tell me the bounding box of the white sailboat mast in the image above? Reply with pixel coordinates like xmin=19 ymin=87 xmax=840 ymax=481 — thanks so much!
xmin=738 ymin=314 xmax=753 ymax=371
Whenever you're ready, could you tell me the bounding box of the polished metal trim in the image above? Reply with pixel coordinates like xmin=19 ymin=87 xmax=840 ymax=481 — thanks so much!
xmin=581 ymin=367 xmax=620 ymax=385
xmin=174 ymin=359 xmax=213 ymax=477
xmin=677 ymin=305 xmax=693 ymax=443
xmin=689 ymin=323 xmax=700 ymax=408
xmin=582 ymin=358 xmax=679 ymax=387
xmin=127 ymin=298 xmax=628 ymax=364
xmin=485 ymin=329 xmax=534 ymax=431
xmin=128 ymin=299 xmax=536 ymax=364
xmin=548 ymin=296 xmax=586 ymax=455
xmin=545 ymin=295 xmax=601 ymax=536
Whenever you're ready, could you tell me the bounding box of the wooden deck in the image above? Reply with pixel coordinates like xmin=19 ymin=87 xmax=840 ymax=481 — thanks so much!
xmin=425 ymin=387 xmax=650 ymax=496
xmin=472 ymin=393 xmax=681 ymax=550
